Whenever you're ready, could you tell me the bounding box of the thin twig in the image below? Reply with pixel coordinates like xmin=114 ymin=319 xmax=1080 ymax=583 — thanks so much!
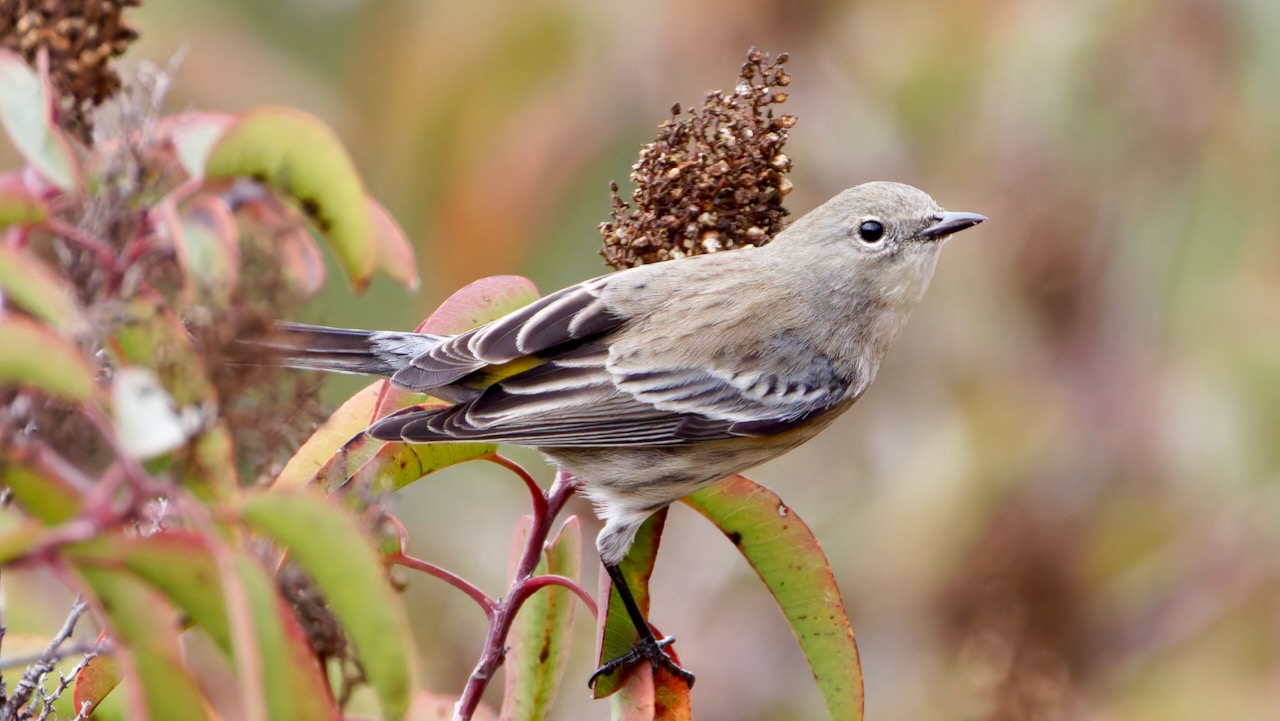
xmin=511 ymin=574 xmax=598 ymax=619
xmin=389 ymin=552 xmax=495 ymax=615
xmin=0 ymin=600 xmax=87 ymax=718
xmin=34 ymin=644 xmax=102 ymax=721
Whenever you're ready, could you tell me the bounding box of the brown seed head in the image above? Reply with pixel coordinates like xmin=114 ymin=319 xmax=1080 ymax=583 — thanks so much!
xmin=599 ymin=47 xmax=796 ymax=269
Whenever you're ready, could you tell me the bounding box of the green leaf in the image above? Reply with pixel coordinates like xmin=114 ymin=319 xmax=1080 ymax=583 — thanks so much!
xmin=240 ymin=490 xmax=418 ymax=720
xmin=0 ymin=244 xmax=74 ymax=328
xmin=0 ymin=50 xmax=80 ymax=191
xmin=683 ymin=475 xmax=864 ymax=721
xmin=501 ymin=516 xmax=582 ymax=721
xmin=0 ymin=316 xmax=94 ymax=400
xmin=0 ymin=444 xmax=85 ymax=524
xmin=0 ymin=520 xmax=51 ymax=565
xmin=75 ymin=568 xmax=214 ymax=721
xmin=70 ymin=532 xmax=339 ymax=721
xmin=231 ymin=549 xmax=343 ymax=721
xmin=205 ymin=107 xmax=375 ymax=291
xmin=174 ymin=195 xmax=240 ymax=297
xmin=0 ymin=173 xmax=49 ymax=227
xmin=339 ymin=431 xmax=495 ymax=494
xmin=108 ymin=294 xmax=216 ymax=407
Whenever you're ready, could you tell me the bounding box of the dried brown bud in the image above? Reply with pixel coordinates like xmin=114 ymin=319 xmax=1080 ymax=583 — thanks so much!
xmin=0 ymin=0 xmax=143 ymax=143
xmin=599 ymin=47 xmax=796 ymax=269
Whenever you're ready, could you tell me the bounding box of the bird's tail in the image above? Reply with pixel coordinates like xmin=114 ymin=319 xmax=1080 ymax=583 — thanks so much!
xmin=234 ymin=321 xmax=443 ymax=379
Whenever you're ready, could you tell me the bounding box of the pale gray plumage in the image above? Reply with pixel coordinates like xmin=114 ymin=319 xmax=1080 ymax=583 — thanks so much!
xmin=253 ymin=181 xmax=985 ymax=565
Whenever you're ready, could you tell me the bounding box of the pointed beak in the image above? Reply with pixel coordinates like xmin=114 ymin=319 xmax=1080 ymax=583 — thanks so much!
xmin=917 ymin=211 xmax=987 ymax=240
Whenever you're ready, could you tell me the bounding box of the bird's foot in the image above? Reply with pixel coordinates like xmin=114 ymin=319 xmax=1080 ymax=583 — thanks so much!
xmin=588 ymin=635 xmax=695 ymax=689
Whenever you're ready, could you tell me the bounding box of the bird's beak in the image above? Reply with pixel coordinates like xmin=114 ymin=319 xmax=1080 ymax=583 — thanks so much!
xmin=917 ymin=211 xmax=987 ymax=240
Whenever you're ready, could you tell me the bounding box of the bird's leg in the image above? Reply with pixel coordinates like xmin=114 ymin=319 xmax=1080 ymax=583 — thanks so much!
xmin=588 ymin=562 xmax=695 ymax=689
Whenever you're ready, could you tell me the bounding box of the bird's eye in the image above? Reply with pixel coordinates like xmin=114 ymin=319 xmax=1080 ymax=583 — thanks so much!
xmin=858 ymin=220 xmax=885 ymax=244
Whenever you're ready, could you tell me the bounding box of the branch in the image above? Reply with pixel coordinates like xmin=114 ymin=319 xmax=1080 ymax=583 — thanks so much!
xmin=0 ymin=600 xmax=87 ymax=718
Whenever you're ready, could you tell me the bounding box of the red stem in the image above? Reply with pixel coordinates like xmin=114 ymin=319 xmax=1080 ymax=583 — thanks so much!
xmin=43 ymin=219 xmax=117 ymax=271
xmin=487 ymin=454 xmax=547 ymax=518
xmin=389 ymin=551 xmax=495 ymax=615
xmin=453 ymin=471 xmax=580 ymax=721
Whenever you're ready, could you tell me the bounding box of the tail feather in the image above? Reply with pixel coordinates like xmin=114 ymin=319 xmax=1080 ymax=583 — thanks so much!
xmin=235 ymin=321 xmax=442 ymax=379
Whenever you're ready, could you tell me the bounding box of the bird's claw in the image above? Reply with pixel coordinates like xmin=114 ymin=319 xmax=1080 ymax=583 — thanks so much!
xmin=588 ymin=635 xmax=695 ymax=689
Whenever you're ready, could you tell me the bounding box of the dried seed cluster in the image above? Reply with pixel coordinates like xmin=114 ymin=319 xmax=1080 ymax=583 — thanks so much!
xmin=0 ymin=0 xmax=142 ymax=143
xmin=600 ymin=47 xmax=796 ymax=269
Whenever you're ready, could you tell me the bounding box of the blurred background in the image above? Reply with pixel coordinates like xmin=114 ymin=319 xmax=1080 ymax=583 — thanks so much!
xmin=99 ymin=0 xmax=1280 ymax=718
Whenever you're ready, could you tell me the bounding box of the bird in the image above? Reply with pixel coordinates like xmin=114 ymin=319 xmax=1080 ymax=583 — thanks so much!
xmin=250 ymin=181 xmax=985 ymax=686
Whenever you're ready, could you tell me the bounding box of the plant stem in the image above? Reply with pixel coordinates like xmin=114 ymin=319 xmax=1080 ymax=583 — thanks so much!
xmin=453 ymin=472 xmax=580 ymax=721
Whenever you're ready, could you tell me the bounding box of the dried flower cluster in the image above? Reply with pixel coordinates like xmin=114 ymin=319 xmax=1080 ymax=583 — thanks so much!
xmin=600 ymin=47 xmax=796 ymax=269
xmin=0 ymin=0 xmax=142 ymax=143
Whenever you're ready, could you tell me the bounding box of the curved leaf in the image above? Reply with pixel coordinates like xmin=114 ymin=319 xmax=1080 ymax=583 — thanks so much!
xmin=205 ymin=107 xmax=375 ymax=290
xmin=0 ymin=244 xmax=73 ymax=328
xmin=501 ymin=516 xmax=582 ymax=721
xmin=0 ymin=444 xmax=86 ymax=524
xmin=240 ymin=490 xmax=418 ymax=720
xmin=175 ymin=195 xmax=240 ymax=296
xmin=75 ymin=567 xmax=214 ymax=721
xmin=340 ymin=431 xmax=495 ymax=493
xmin=73 ymin=641 xmax=121 ymax=718
xmin=0 ymin=50 xmax=80 ymax=191
xmin=158 ymin=111 xmax=234 ymax=178
xmin=70 ymin=532 xmax=339 ymax=721
xmin=0 ymin=316 xmax=93 ymax=400
xmin=0 ymin=174 xmax=48 ymax=227
xmin=683 ymin=475 xmax=864 ymax=721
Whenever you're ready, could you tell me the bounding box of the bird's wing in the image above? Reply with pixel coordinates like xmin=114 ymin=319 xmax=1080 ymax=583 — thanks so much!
xmin=388 ymin=275 xmax=619 ymax=391
xmin=369 ymin=329 xmax=855 ymax=447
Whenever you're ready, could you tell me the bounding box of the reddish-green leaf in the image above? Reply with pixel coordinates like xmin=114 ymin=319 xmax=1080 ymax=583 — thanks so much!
xmin=683 ymin=475 xmax=864 ymax=721
xmin=0 ymin=316 xmax=93 ymax=400
xmin=73 ymin=633 xmax=121 ymax=716
xmin=414 ymin=275 xmax=540 ymax=336
xmin=277 ymin=381 xmax=397 ymax=490
xmin=0 ymin=50 xmax=80 ymax=191
xmin=0 ymin=520 xmax=51 ymax=565
xmin=0 ymin=244 xmax=74 ymax=328
xmin=609 ymin=665 xmax=693 ymax=721
xmin=341 ymin=432 xmax=495 ymax=494
xmin=70 ymin=532 xmax=339 ymax=721
xmin=175 ymin=195 xmax=240 ymax=296
xmin=0 ymin=444 xmax=85 ymax=524
xmin=501 ymin=516 xmax=583 ymax=721
xmin=368 ymin=196 xmax=419 ymax=291
xmin=205 ymin=107 xmax=375 ymax=290
xmin=76 ymin=568 xmax=214 ymax=721
xmin=0 ymin=173 xmax=48 ymax=227
xmin=159 ymin=111 xmax=234 ymax=177
xmin=240 ymin=490 xmax=418 ymax=720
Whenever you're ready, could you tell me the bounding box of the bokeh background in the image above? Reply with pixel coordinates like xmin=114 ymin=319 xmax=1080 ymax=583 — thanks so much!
xmin=103 ymin=0 xmax=1280 ymax=718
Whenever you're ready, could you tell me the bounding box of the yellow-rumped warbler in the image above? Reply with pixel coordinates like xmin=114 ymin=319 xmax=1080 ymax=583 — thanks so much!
xmin=256 ymin=181 xmax=984 ymax=684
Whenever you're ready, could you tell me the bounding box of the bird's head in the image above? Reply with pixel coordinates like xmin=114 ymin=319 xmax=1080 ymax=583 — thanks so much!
xmin=774 ymin=180 xmax=986 ymax=307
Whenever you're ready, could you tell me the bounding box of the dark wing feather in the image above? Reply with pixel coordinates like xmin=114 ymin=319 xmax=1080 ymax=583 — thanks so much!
xmin=368 ymin=332 xmax=856 ymax=448
xmin=388 ymin=276 xmax=616 ymax=392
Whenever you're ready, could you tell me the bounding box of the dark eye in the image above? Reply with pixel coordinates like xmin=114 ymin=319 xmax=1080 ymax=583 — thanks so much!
xmin=858 ymin=220 xmax=885 ymax=244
